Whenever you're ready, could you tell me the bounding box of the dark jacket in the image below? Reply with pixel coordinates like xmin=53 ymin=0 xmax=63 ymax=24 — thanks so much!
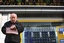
xmin=1 ymin=21 xmax=24 ymax=43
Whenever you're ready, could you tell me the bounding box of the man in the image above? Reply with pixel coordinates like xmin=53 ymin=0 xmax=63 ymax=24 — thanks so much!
xmin=1 ymin=13 xmax=24 ymax=43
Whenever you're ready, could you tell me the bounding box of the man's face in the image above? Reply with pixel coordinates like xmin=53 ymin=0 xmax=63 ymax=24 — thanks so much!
xmin=10 ymin=14 xmax=17 ymax=23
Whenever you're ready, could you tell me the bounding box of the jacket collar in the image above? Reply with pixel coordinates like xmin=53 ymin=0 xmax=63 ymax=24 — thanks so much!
xmin=9 ymin=21 xmax=18 ymax=24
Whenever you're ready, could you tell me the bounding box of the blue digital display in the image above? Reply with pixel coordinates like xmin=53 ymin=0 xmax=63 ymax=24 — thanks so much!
xmin=59 ymin=28 xmax=64 ymax=34
xmin=60 ymin=39 xmax=64 ymax=43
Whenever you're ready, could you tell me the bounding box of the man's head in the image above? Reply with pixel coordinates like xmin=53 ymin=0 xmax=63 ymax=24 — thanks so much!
xmin=10 ymin=13 xmax=17 ymax=23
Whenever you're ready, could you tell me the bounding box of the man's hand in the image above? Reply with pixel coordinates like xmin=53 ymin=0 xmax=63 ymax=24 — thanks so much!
xmin=10 ymin=25 xmax=16 ymax=30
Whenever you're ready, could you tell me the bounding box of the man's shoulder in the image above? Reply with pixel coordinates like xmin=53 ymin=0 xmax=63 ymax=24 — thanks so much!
xmin=5 ymin=21 xmax=11 ymax=24
xmin=16 ymin=21 xmax=22 ymax=25
xmin=16 ymin=21 xmax=20 ymax=23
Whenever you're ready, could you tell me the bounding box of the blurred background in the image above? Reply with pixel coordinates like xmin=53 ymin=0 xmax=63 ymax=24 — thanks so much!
xmin=0 ymin=0 xmax=64 ymax=5
xmin=0 ymin=0 xmax=64 ymax=43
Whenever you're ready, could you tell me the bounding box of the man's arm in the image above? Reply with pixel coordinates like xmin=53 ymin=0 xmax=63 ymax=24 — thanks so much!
xmin=15 ymin=23 xmax=24 ymax=33
xmin=1 ymin=23 xmax=7 ymax=35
